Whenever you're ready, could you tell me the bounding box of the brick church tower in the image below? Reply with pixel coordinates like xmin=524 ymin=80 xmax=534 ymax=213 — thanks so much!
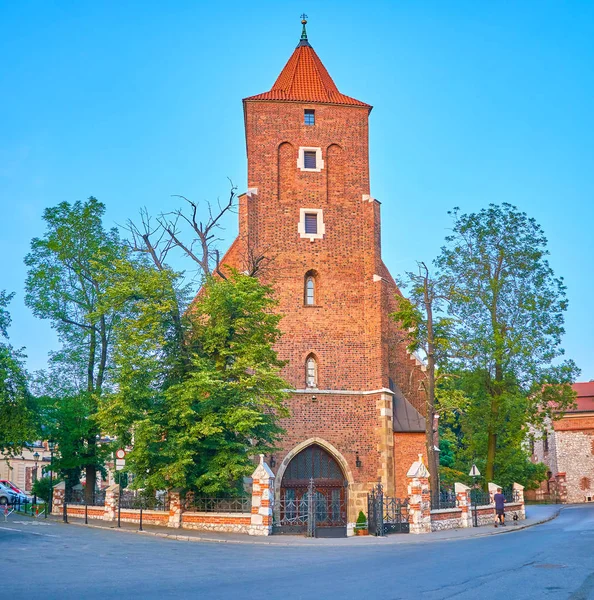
xmin=220 ymin=19 xmax=427 ymax=535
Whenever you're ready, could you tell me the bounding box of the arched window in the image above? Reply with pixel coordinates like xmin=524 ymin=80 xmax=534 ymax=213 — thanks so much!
xmin=306 ymin=355 xmax=318 ymax=388
xmin=305 ymin=276 xmax=315 ymax=305
xmin=304 ymin=270 xmax=318 ymax=305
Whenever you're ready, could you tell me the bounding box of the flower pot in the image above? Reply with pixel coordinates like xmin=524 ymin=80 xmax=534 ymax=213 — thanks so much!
xmin=355 ymin=528 xmax=368 ymax=536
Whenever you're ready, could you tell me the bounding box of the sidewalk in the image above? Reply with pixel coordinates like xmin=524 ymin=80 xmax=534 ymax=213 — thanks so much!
xmin=44 ymin=504 xmax=561 ymax=546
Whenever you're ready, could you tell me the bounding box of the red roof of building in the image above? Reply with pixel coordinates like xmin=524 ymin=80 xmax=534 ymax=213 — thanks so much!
xmin=570 ymin=381 xmax=594 ymax=412
xmin=243 ymin=26 xmax=371 ymax=109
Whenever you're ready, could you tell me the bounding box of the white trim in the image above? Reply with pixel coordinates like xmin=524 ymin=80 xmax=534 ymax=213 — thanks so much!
xmin=298 ymin=208 xmax=325 ymax=242
xmin=247 ymin=187 xmax=258 ymax=199
xmin=286 ymin=387 xmax=394 ymax=396
xmin=297 ymin=146 xmax=324 ymax=172
xmin=362 ymin=194 xmax=375 ymax=202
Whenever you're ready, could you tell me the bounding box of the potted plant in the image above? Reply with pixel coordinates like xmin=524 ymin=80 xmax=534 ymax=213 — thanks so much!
xmin=354 ymin=510 xmax=368 ymax=535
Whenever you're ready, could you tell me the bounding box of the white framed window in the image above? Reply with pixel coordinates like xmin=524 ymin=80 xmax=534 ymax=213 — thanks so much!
xmin=297 ymin=146 xmax=324 ymax=172
xmin=298 ymin=208 xmax=325 ymax=241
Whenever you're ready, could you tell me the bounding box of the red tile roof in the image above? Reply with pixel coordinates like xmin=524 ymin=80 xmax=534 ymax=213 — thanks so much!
xmin=244 ymin=43 xmax=371 ymax=109
xmin=570 ymin=381 xmax=594 ymax=412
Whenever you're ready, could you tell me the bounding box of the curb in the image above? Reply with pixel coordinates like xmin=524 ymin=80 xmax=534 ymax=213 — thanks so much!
xmin=43 ymin=508 xmax=562 ymax=547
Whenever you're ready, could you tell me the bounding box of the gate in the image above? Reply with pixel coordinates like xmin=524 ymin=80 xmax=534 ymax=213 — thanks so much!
xmin=274 ymin=477 xmax=347 ymax=537
xmin=367 ymin=483 xmax=409 ymax=535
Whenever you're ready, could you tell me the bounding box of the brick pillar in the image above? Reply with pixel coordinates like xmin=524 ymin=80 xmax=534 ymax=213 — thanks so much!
xmin=406 ymin=454 xmax=431 ymax=534
xmin=555 ymin=473 xmax=568 ymax=503
xmin=168 ymin=488 xmax=183 ymax=529
xmin=104 ymin=484 xmax=119 ymax=522
xmin=52 ymin=481 xmax=65 ymax=515
xmin=513 ymin=482 xmax=526 ymax=519
xmin=249 ymin=454 xmax=275 ymax=536
xmin=455 ymin=482 xmax=472 ymax=528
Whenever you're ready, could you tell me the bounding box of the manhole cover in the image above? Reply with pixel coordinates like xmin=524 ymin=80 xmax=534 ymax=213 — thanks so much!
xmin=534 ymin=564 xmax=566 ymax=569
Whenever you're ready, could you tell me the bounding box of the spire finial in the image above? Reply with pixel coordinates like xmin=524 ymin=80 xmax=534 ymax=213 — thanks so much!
xmin=298 ymin=13 xmax=311 ymax=47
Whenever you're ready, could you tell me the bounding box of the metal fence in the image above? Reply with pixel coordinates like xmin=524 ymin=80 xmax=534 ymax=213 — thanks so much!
xmin=118 ymin=490 xmax=169 ymax=511
xmin=182 ymin=494 xmax=251 ymax=513
xmin=432 ymin=489 xmax=457 ymax=509
xmin=65 ymin=489 xmax=106 ymax=506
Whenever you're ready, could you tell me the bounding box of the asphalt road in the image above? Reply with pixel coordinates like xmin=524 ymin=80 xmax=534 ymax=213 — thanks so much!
xmin=2 ymin=505 xmax=593 ymax=599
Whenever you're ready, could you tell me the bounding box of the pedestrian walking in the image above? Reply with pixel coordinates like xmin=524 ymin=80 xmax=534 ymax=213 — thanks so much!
xmin=494 ymin=487 xmax=506 ymax=527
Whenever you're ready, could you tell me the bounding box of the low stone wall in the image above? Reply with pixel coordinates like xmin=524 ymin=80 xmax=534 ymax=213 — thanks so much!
xmin=471 ymin=501 xmax=525 ymax=526
xmin=430 ymin=508 xmax=463 ymax=531
xmin=181 ymin=511 xmax=252 ymax=534
xmin=117 ymin=509 xmax=169 ymax=526
xmin=61 ymin=505 xmax=105 ymax=519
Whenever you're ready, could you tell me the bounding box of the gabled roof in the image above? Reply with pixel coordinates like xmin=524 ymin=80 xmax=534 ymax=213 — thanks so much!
xmin=243 ymin=21 xmax=371 ymax=109
xmin=569 ymin=382 xmax=594 ymax=413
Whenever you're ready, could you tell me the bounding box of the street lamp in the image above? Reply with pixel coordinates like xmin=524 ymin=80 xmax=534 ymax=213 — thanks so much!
xmin=48 ymin=441 xmax=55 ymax=514
xmin=32 ymin=451 xmax=40 ymax=507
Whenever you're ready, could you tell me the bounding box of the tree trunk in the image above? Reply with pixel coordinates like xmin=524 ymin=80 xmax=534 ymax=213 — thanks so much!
xmin=422 ymin=266 xmax=439 ymax=500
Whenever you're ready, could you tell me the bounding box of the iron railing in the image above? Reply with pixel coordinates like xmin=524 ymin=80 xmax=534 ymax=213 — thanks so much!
xmin=118 ymin=490 xmax=169 ymax=511
xmin=65 ymin=489 xmax=106 ymax=506
xmin=182 ymin=495 xmax=251 ymax=513
xmin=432 ymin=489 xmax=457 ymax=509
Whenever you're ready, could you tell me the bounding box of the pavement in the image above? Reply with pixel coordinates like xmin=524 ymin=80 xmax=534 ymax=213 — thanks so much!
xmin=38 ymin=503 xmax=561 ymax=546
xmin=1 ymin=503 xmax=593 ymax=599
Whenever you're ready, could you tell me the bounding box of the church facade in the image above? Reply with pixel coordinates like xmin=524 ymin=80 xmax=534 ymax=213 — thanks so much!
xmin=220 ymin=21 xmax=428 ymax=535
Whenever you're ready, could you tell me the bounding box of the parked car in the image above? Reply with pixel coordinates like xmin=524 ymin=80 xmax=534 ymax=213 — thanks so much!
xmin=0 ymin=483 xmax=18 ymax=505
xmin=0 ymin=480 xmax=31 ymax=504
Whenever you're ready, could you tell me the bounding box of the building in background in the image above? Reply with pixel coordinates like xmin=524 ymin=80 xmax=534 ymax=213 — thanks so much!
xmin=527 ymin=381 xmax=594 ymax=504
xmin=0 ymin=441 xmax=51 ymax=493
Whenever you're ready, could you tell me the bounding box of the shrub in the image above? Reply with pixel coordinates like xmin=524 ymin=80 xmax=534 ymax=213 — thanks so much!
xmin=355 ymin=510 xmax=367 ymax=529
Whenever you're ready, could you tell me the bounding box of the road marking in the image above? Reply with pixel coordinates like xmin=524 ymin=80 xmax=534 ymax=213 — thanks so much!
xmin=0 ymin=525 xmax=59 ymax=538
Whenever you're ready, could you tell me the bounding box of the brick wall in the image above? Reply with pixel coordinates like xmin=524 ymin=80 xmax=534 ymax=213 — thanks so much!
xmin=394 ymin=432 xmax=427 ymax=497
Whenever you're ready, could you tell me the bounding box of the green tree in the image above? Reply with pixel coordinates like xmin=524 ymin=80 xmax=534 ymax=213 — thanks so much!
xmin=436 ymin=204 xmax=578 ymax=483
xmin=0 ymin=291 xmax=36 ymax=454
xmin=391 ymin=262 xmax=461 ymax=495
xmin=99 ymin=267 xmax=289 ymax=495
xmin=25 ymin=197 xmax=125 ymax=501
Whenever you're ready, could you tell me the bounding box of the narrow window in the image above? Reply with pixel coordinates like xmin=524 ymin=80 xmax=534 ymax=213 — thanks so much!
xmin=305 ymin=276 xmax=315 ymax=305
xmin=529 ymin=437 xmax=535 ymax=455
xmin=304 ymin=213 xmax=318 ymax=234
xmin=306 ymin=355 xmax=318 ymax=388
xmin=303 ymin=150 xmax=317 ymax=169
xmin=543 ymin=431 xmax=549 ymax=453
xmin=304 ymin=109 xmax=315 ymax=125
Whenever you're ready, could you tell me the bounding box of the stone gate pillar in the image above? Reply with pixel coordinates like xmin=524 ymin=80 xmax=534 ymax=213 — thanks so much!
xmin=52 ymin=481 xmax=65 ymax=515
xmin=249 ymin=454 xmax=275 ymax=536
xmin=455 ymin=482 xmax=472 ymax=528
xmin=513 ymin=482 xmax=526 ymax=519
xmin=168 ymin=488 xmax=183 ymax=528
xmin=104 ymin=484 xmax=119 ymax=522
xmin=406 ymin=454 xmax=431 ymax=534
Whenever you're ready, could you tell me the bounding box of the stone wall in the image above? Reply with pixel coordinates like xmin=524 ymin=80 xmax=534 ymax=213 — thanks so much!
xmin=182 ymin=512 xmax=251 ymax=534
xmin=555 ymin=428 xmax=594 ymax=503
xmin=430 ymin=508 xmax=463 ymax=531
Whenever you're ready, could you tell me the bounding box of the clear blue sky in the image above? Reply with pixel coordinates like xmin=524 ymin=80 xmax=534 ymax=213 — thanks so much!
xmin=1 ymin=1 xmax=593 ymax=379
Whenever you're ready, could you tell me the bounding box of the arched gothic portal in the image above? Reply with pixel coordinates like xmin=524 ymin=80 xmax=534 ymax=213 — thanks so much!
xmin=277 ymin=444 xmax=348 ymax=536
